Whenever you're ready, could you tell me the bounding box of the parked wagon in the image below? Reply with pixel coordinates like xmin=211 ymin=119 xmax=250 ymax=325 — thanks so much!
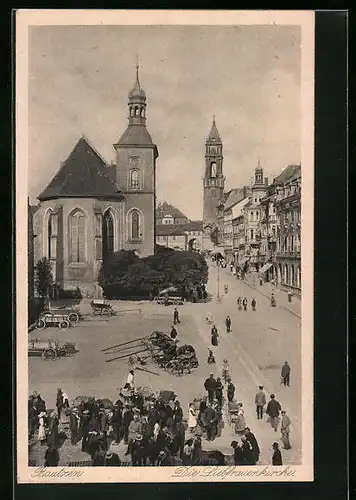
xmin=28 ymin=338 xmax=77 ymax=360
xmin=226 ymin=400 xmax=240 ymax=425
xmin=44 ymin=305 xmax=83 ymax=323
xmin=35 ymin=312 xmax=71 ymax=330
xmin=155 ymin=287 xmax=185 ymax=306
xmin=90 ymin=300 xmax=116 ymax=316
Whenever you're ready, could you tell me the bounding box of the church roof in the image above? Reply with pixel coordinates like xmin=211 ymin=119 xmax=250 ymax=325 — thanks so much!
xmin=117 ymin=125 xmax=154 ymax=146
xmin=156 ymin=202 xmax=188 ymax=220
xmin=38 ymin=136 xmax=124 ymax=201
xmin=206 ymin=117 xmax=222 ymax=144
xmin=128 ymin=64 xmax=146 ymax=101
xmin=274 ymin=164 xmax=301 ymax=185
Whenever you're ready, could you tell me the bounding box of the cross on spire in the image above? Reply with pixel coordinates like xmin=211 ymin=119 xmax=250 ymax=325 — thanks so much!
xmin=136 ymin=54 xmax=140 ymax=85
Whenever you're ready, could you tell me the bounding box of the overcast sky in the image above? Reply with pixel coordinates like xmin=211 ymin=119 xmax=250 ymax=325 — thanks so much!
xmin=28 ymin=25 xmax=301 ymax=220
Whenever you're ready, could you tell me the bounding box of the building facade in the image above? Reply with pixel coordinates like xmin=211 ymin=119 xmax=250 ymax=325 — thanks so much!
xmin=33 ymin=66 xmax=158 ymax=296
xmin=202 ymin=118 xmax=225 ymax=250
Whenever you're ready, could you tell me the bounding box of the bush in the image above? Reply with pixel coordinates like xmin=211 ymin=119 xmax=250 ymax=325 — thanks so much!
xmin=28 ymin=297 xmax=45 ymax=326
xmin=58 ymin=287 xmax=82 ymax=299
xmin=99 ymin=249 xmax=208 ymax=300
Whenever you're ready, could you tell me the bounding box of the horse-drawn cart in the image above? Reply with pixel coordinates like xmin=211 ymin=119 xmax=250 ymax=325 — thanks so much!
xmin=44 ymin=305 xmax=82 ymax=323
xmin=90 ymin=300 xmax=116 ymax=316
xmin=28 ymin=338 xmax=77 ymax=360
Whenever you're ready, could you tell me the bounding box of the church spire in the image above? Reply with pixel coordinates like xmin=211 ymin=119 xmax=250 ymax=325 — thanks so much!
xmin=206 ymin=115 xmax=222 ymax=144
xmin=128 ymin=61 xmax=147 ymax=126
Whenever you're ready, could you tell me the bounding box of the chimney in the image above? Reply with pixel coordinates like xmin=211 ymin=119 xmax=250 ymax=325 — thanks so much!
xmin=264 ymin=177 xmax=268 ymax=186
xmin=243 ymin=186 xmax=247 ymax=198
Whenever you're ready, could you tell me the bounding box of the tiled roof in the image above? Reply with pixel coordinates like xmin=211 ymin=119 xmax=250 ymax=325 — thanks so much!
xmin=156 ymin=202 xmax=188 ymax=220
xmin=38 ymin=137 xmax=124 ymax=201
xmin=224 ymin=188 xmax=246 ymax=211
xmin=156 ymin=225 xmax=186 ymax=236
xmin=117 ymin=125 xmax=153 ymax=146
xmin=274 ymin=165 xmax=301 ymax=185
xmin=156 ymin=220 xmax=203 ymax=236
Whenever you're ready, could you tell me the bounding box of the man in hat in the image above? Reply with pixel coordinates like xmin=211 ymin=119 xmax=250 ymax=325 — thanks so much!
xmin=281 ymin=361 xmax=291 ymax=387
xmin=80 ymin=409 xmax=90 ymax=452
xmin=227 ymin=378 xmax=235 ymax=402
xmin=272 ymin=442 xmax=283 ymax=465
xmin=204 ymin=373 xmax=217 ymax=403
xmin=132 ymin=389 xmax=144 ymax=410
xmin=173 ymin=400 xmax=183 ymax=423
xmin=280 ymin=410 xmax=292 ymax=450
xmin=203 ymin=404 xmax=218 ymax=441
xmin=104 ymin=449 xmax=121 ymax=466
xmin=131 ymin=434 xmax=145 ymax=465
xmin=125 ymin=369 xmax=135 ymax=390
xmin=266 ymin=394 xmax=282 ymax=432
xmin=69 ymin=408 xmax=80 ymax=445
xmin=173 ymin=307 xmax=180 ymax=325
xmin=255 ymin=385 xmax=266 ymax=419
xmin=111 ymin=404 xmax=123 ymax=444
xmin=56 ymin=388 xmax=63 ymax=417
xmin=126 ymin=412 xmax=142 ymax=455
xmin=244 ymin=427 xmax=260 ymax=464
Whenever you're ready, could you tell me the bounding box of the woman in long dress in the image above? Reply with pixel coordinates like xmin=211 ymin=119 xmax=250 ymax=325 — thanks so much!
xmin=234 ymin=404 xmax=246 ymax=435
xmin=38 ymin=412 xmax=47 ymax=445
xmin=280 ymin=410 xmax=292 ymax=449
xmin=188 ymin=403 xmax=197 ymax=433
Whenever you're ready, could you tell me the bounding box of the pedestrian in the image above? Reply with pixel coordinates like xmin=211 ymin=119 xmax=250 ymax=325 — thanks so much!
xmin=280 ymin=410 xmax=292 ymax=450
xmin=281 ymin=361 xmax=291 ymax=387
xmin=207 ymin=349 xmax=215 ymax=364
xmin=170 ymin=325 xmax=178 ymax=340
xmin=241 ymin=435 xmax=254 ymax=465
xmin=81 ymin=409 xmax=90 ymax=452
xmin=56 ymin=388 xmax=63 ymax=417
xmin=122 ymin=404 xmax=134 ymax=446
xmin=182 ymin=438 xmax=194 ymax=465
xmin=225 ymin=315 xmax=232 ymax=333
xmin=234 ymin=403 xmax=246 ymax=434
xmin=251 ymin=298 xmax=257 ymax=311
xmin=111 ymin=405 xmax=122 ymax=444
xmin=259 ymin=277 xmax=263 ymax=286
xmin=125 ymin=369 xmax=135 ymax=390
xmin=44 ymin=446 xmax=59 ymax=467
xmin=47 ymin=411 xmax=59 ymax=450
xmin=227 ymin=378 xmax=235 ymax=402
xmin=203 ymin=404 xmax=218 ymax=441
xmin=230 ymin=263 xmax=234 ymax=272
xmin=244 ymin=427 xmax=260 ymax=464
xmin=231 ymin=440 xmax=245 ymax=465
xmin=126 ymin=412 xmax=142 ymax=455
xmin=38 ymin=411 xmax=47 ymax=446
xmin=215 ymin=377 xmax=223 ymax=408
xmin=255 ymin=385 xmax=266 ymax=419
xmin=224 ymin=284 xmax=229 ymax=294
xmin=237 ymin=297 xmax=242 ymax=311
xmin=222 ymin=359 xmax=229 ymax=383
xmin=188 ymin=403 xmax=197 ymax=432
xmin=192 ymin=435 xmax=202 ymax=465
xmin=242 ymin=297 xmax=248 ymax=311
xmin=69 ymin=408 xmax=80 ymax=445
xmin=173 ymin=307 xmax=180 ymax=325
xmin=266 ymin=394 xmax=282 ymax=432
xmin=272 ymin=442 xmax=283 ymax=465
xmin=204 ymin=373 xmax=217 ymax=403
xmin=104 ymin=449 xmax=121 ymax=466
xmin=211 ymin=325 xmax=219 ymax=346
xmin=173 ymin=400 xmax=183 ymax=423
xmin=271 ymin=292 xmax=276 ymax=307
xmin=288 ymin=290 xmax=293 ymax=303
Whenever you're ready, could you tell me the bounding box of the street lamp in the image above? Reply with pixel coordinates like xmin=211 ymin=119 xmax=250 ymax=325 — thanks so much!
xmin=217 ymin=261 xmax=221 ymax=303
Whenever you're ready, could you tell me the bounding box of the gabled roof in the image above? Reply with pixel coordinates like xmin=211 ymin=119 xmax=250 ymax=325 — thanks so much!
xmin=274 ymin=164 xmax=301 ymax=185
xmin=156 ymin=202 xmax=188 ymax=220
xmin=38 ymin=137 xmax=124 ymax=201
xmin=224 ymin=188 xmax=246 ymax=211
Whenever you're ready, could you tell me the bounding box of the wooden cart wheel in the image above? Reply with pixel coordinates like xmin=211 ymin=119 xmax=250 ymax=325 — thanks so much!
xmin=42 ymin=348 xmax=57 ymax=360
xmin=59 ymin=320 xmax=70 ymax=330
xmin=35 ymin=319 xmax=45 ymax=330
xmin=68 ymin=312 xmax=79 ymax=323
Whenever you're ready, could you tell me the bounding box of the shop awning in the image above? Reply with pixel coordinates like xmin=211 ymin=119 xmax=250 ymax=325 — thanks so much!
xmin=259 ymin=262 xmax=273 ymax=274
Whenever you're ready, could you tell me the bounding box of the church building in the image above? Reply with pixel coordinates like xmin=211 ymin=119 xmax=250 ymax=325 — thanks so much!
xmin=33 ymin=65 xmax=158 ymax=296
xmin=202 ymin=117 xmax=225 ymax=250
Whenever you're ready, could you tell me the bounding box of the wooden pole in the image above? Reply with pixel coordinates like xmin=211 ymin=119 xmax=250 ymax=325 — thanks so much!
xmin=101 ymin=336 xmax=148 ymax=352
xmin=105 ymin=347 xmax=159 ymax=363
xmin=104 ymin=342 xmax=145 ymax=354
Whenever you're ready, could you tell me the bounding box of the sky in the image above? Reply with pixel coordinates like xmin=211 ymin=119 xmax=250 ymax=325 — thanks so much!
xmin=28 ymin=25 xmax=301 ymax=220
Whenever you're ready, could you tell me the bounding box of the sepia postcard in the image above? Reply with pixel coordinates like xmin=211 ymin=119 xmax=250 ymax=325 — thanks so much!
xmin=16 ymin=9 xmax=314 ymax=483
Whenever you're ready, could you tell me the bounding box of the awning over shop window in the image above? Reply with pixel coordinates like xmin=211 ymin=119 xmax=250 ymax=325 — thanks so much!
xmin=259 ymin=262 xmax=273 ymax=274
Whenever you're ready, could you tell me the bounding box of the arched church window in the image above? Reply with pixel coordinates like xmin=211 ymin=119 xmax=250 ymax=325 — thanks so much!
xmin=131 ymin=210 xmax=141 ymax=240
xmin=129 ymin=169 xmax=141 ymax=189
xmin=134 ymin=106 xmax=139 ymax=116
xmin=140 ymin=108 xmax=144 ymax=117
xmin=47 ymin=213 xmax=52 ymax=259
xmin=103 ymin=211 xmax=114 ymax=260
xmin=69 ymin=209 xmax=86 ymax=263
xmin=211 ymin=162 xmax=217 ymax=178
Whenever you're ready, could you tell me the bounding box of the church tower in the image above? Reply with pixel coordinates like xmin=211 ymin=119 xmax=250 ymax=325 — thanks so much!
xmin=114 ymin=63 xmax=159 ymax=257
xmin=203 ymin=117 xmax=224 ymax=249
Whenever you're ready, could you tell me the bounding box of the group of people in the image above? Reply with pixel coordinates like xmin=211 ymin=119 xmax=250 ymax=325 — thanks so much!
xmin=236 ymin=296 xmax=257 ymax=311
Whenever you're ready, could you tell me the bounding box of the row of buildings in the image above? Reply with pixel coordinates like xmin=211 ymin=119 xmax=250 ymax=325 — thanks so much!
xmin=202 ymin=120 xmax=301 ymax=293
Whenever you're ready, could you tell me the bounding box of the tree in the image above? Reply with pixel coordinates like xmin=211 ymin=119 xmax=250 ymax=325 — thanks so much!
xmin=35 ymin=257 xmax=53 ymax=298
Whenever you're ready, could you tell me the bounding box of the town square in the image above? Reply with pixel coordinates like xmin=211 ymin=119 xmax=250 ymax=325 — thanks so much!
xmin=25 ymin=22 xmax=304 ymax=470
